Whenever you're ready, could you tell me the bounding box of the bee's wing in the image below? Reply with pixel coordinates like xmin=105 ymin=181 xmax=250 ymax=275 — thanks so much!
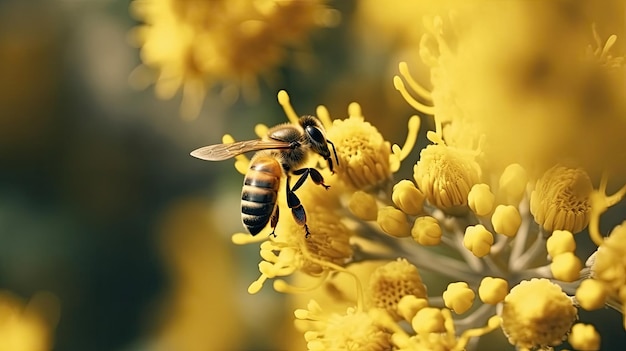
xmin=190 ymin=139 xmax=292 ymax=161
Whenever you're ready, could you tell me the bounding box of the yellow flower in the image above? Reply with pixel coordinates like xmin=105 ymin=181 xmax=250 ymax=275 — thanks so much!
xmin=0 ymin=291 xmax=60 ymax=351
xmin=245 ymin=178 xmax=353 ymax=294
xmin=530 ymin=165 xmax=593 ymax=234
xmin=130 ymin=0 xmax=335 ymax=119
xmin=326 ymin=110 xmax=393 ymax=190
xmin=591 ymin=221 xmax=626 ymax=302
xmin=295 ymin=300 xmax=393 ymax=351
xmin=501 ymin=278 xmax=577 ymax=349
xmin=367 ymin=259 xmax=427 ymax=320
xmin=413 ymin=144 xmax=481 ymax=214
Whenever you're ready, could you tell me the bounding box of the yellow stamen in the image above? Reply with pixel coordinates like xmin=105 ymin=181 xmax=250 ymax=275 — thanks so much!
xmin=393 ymin=76 xmax=436 ymax=116
xmin=277 ymin=90 xmax=300 ymax=124
xmin=391 ymin=115 xmax=421 ymax=173
xmin=398 ymin=61 xmax=432 ymax=101
xmin=315 ymin=105 xmax=333 ymax=130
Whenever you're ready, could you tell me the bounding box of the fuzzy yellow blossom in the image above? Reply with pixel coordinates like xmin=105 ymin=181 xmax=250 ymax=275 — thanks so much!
xmin=591 ymin=221 xmax=626 ymax=321
xmin=568 ymin=323 xmax=601 ymax=351
xmin=546 ymin=230 xmax=576 ymax=258
xmin=467 ymin=183 xmax=495 ymax=216
xmin=246 ymin=180 xmax=353 ymax=294
xmin=443 ymin=282 xmax=475 ymax=314
xmin=463 ymin=224 xmax=493 ymax=257
xmin=411 ymin=216 xmax=442 ymax=246
xmin=491 ymin=205 xmax=521 ymax=237
xmin=396 ymin=295 xmax=428 ymax=322
xmin=551 ymin=252 xmax=583 ymax=282
xmin=501 ymin=278 xmax=577 ymax=349
xmin=530 ymin=165 xmax=593 ymax=234
xmin=295 ymin=300 xmax=392 ymax=351
xmin=575 ymin=279 xmax=607 ymax=311
xmin=368 ymin=259 xmax=427 ymax=320
xmin=392 ymin=180 xmax=425 ymax=216
xmin=413 ymin=144 xmax=481 ymax=214
xmin=130 ymin=0 xmax=334 ymax=118
xmin=478 ymin=277 xmax=508 ymax=305
xmin=326 ymin=111 xmax=393 ymax=190
xmin=498 ymin=163 xmax=528 ymax=205
xmin=348 ymin=190 xmax=378 ymax=221
xmin=377 ymin=206 xmax=410 ymax=237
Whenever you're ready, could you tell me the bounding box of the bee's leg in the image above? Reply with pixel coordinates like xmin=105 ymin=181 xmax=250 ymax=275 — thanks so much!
xmin=269 ymin=204 xmax=279 ymax=238
xmin=286 ymin=175 xmax=310 ymax=238
xmin=292 ymin=168 xmax=329 ymax=191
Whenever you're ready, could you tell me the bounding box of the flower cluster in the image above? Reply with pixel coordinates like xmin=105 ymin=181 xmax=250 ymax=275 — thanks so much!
xmin=130 ymin=0 xmax=337 ymax=119
xmin=210 ymin=1 xmax=625 ymax=350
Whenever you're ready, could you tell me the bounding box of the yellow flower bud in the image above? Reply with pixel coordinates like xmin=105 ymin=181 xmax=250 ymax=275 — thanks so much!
xmin=463 ymin=225 xmax=494 ymax=257
xmin=443 ymin=282 xmax=475 ymax=314
xmin=568 ymin=323 xmax=600 ymax=351
xmin=551 ymin=252 xmax=582 ymax=282
xmin=392 ymin=180 xmax=425 ymax=215
xmin=412 ymin=307 xmax=445 ymax=334
xmin=413 ymin=144 xmax=481 ymax=215
xmin=478 ymin=277 xmax=509 ymax=305
xmin=491 ymin=205 xmax=522 ymax=237
xmin=530 ymin=165 xmax=592 ymax=234
xmin=498 ymin=163 xmax=528 ymax=205
xmin=368 ymin=258 xmax=427 ymax=320
xmin=575 ymin=279 xmax=607 ymax=311
xmin=377 ymin=206 xmax=410 ymax=237
xmin=546 ymin=230 xmax=576 ymax=258
xmin=411 ymin=216 xmax=442 ymax=246
xmin=468 ymin=183 xmax=495 ymax=216
xmin=501 ymin=278 xmax=577 ymax=349
xmin=397 ymin=295 xmax=428 ymax=322
xmin=348 ymin=190 xmax=378 ymax=221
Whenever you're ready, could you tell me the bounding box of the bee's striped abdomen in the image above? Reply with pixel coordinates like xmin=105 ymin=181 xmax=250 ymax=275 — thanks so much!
xmin=241 ymin=157 xmax=282 ymax=235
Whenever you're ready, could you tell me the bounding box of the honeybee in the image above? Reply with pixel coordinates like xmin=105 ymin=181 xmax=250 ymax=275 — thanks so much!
xmin=191 ymin=115 xmax=338 ymax=237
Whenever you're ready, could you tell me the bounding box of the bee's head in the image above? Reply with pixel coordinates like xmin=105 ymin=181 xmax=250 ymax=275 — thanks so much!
xmin=299 ymin=115 xmax=339 ymax=173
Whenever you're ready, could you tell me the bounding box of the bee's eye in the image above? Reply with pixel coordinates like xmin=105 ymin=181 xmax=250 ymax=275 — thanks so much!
xmin=306 ymin=126 xmax=326 ymax=144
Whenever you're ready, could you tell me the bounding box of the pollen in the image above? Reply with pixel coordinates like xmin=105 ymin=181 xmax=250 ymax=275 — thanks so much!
xmin=501 ymin=278 xmax=577 ymax=349
xmin=413 ymin=144 xmax=481 ymax=214
xmin=367 ymin=258 xmax=427 ymax=320
xmin=326 ymin=113 xmax=393 ymax=190
xmin=530 ymin=165 xmax=593 ymax=234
